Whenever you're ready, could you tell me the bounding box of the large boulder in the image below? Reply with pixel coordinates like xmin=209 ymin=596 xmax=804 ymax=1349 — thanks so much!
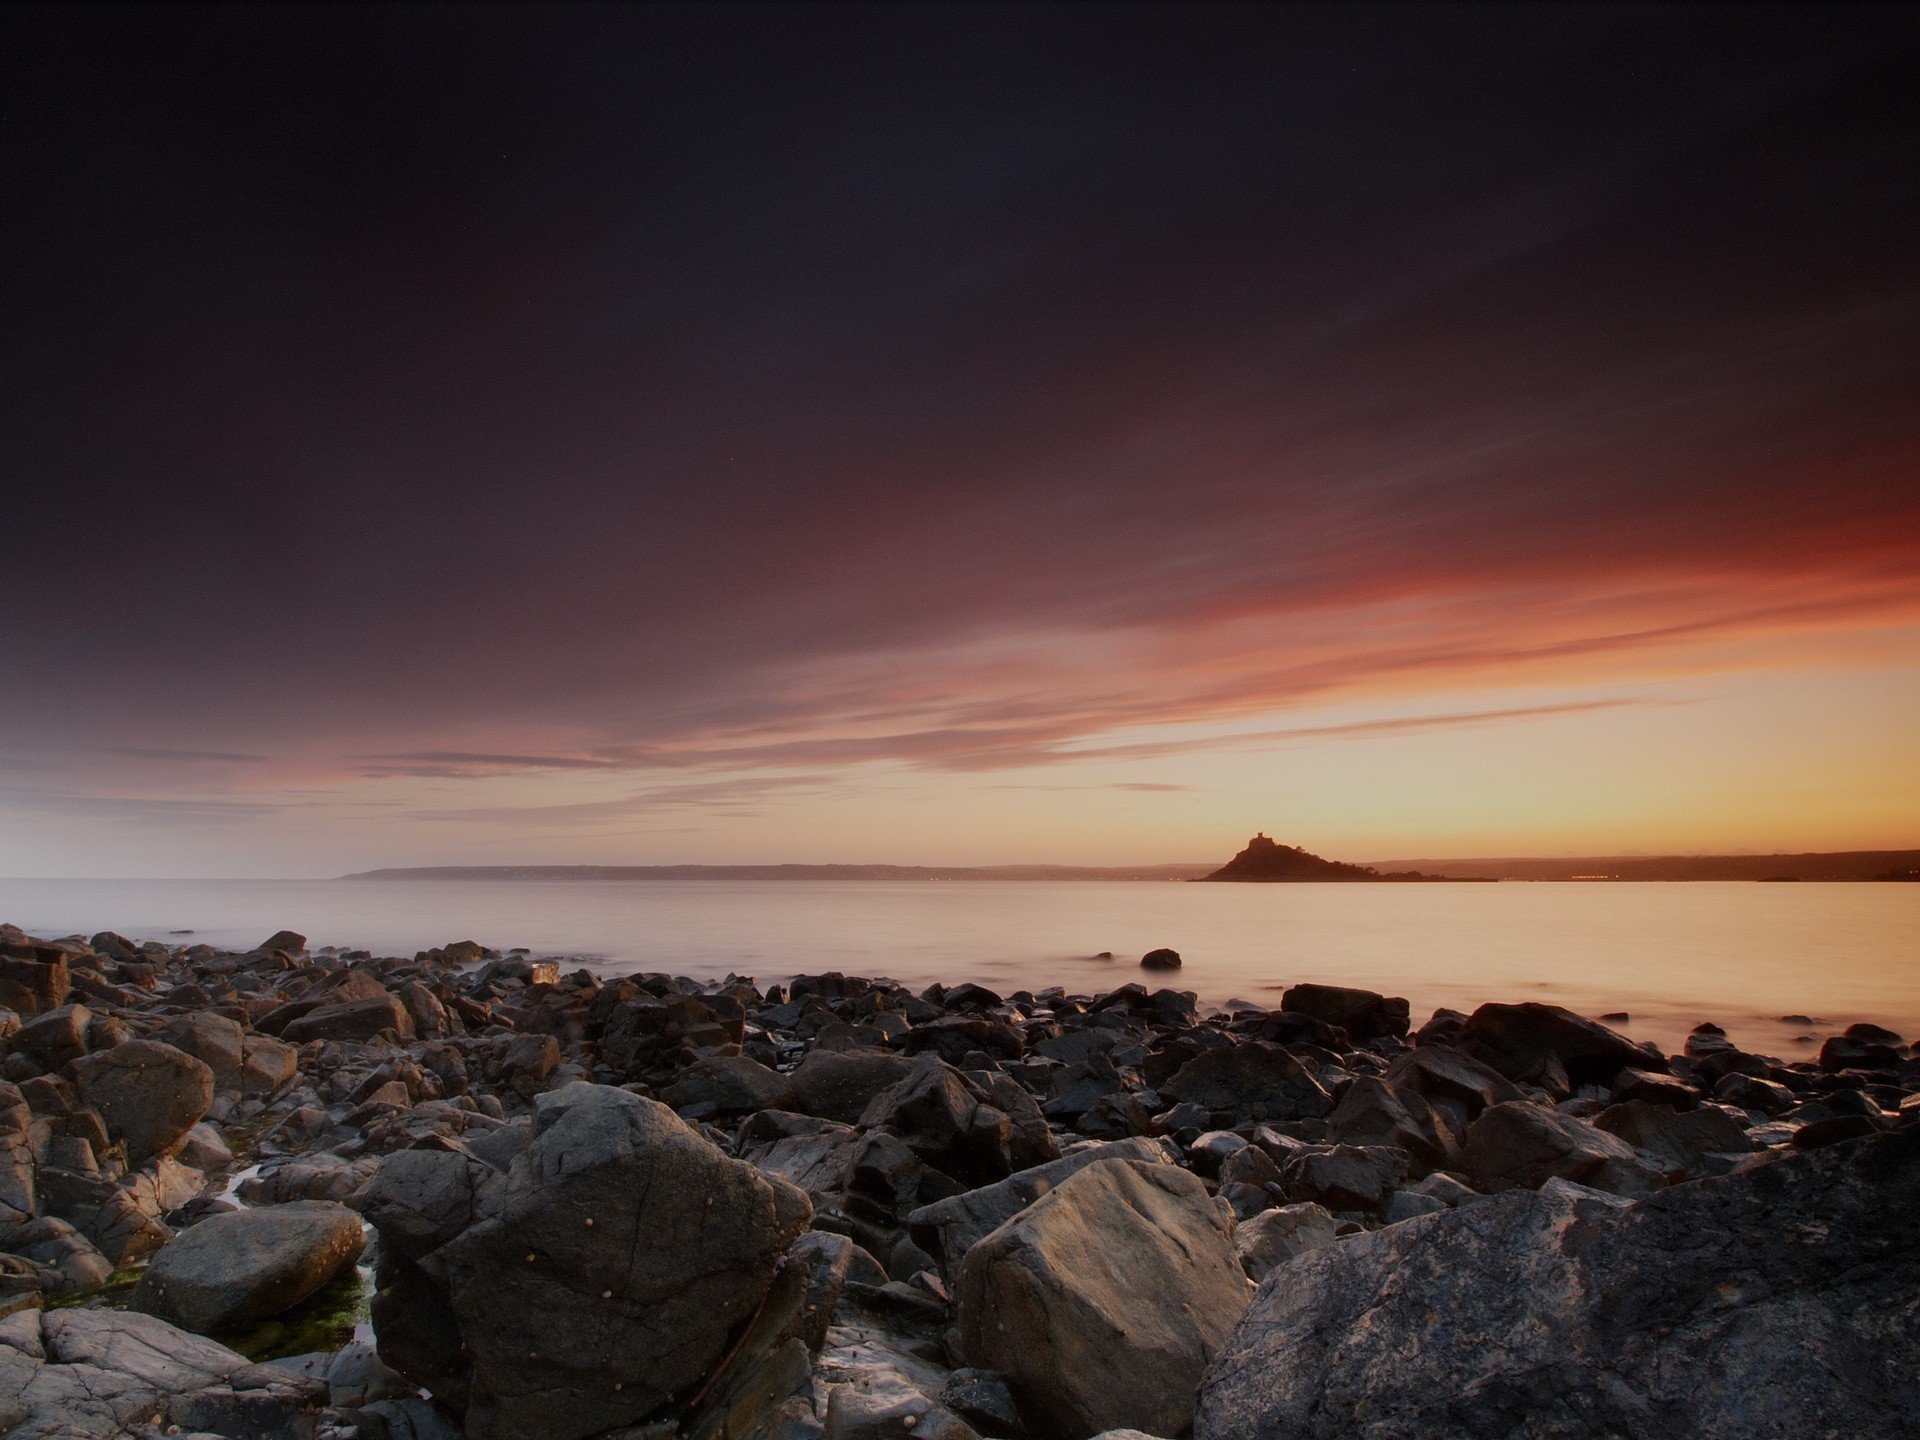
xmin=1196 ymin=1128 xmax=1920 ymax=1440
xmin=859 ymin=1054 xmax=1045 ymax=1186
xmin=1161 ymin=1041 xmax=1332 ymax=1123
xmin=374 ymin=1081 xmax=811 ymax=1440
xmin=12 ymin=1003 xmax=91 ymax=1069
xmin=132 ymin=1200 xmax=365 ymax=1335
xmin=907 ymin=1137 xmax=1180 ymax=1269
xmin=1279 ymin=983 xmax=1409 ymax=1041
xmin=282 ymin=988 xmax=414 ymax=1044
xmin=785 ymin=1048 xmax=918 ymax=1123
xmin=1593 ymin=1099 xmax=1759 ymax=1179
xmin=1460 ymin=1100 xmax=1658 ymax=1196
xmin=956 ymin=1158 xmax=1250 ymax=1439
xmin=1459 ymin=1002 xmax=1665 ymax=1094
xmin=70 ymin=1039 xmax=214 ymax=1165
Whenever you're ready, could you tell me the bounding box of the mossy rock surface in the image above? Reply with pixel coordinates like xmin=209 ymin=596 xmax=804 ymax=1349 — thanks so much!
xmin=45 ymin=1267 xmax=143 ymax=1310
xmin=223 ymin=1262 xmax=372 ymax=1361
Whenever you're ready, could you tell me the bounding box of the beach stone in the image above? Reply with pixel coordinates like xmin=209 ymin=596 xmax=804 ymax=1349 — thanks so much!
xmin=1161 ymin=1041 xmax=1332 ymax=1122
xmin=12 ymin=1003 xmax=91 ymax=1069
xmin=358 ymin=1146 xmax=504 ymax=1261
xmin=1460 ymin=1101 xmax=1659 ymax=1196
xmin=1609 ymin=1066 xmax=1699 ymax=1109
xmin=905 ymin=1136 xmax=1179 ymax=1270
xmin=1593 ymin=1099 xmax=1759 ymax=1177
xmin=1 ymin=1307 xmax=325 ymax=1440
xmin=255 ymin=930 xmax=308 ymax=954
xmin=282 ymin=988 xmax=414 ymax=1044
xmin=822 ymin=1364 xmax=981 ymax=1439
xmin=1459 ymin=1002 xmax=1665 ymax=1095
xmin=240 ymin=1033 xmax=300 ymax=1095
xmin=1279 ymin=983 xmax=1410 ymax=1040
xmin=70 ymin=1038 xmax=214 ymax=1164
xmin=0 ymin=949 xmax=70 ymax=1016
xmin=1326 ymin=1074 xmax=1452 ymax=1166
xmin=132 ymin=1199 xmax=365 ymax=1335
xmin=1139 ymin=948 xmax=1182 ymax=970
xmin=956 ymin=1158 xmax=1250 ymax=1439
xmin=661 ymin=1053 xmax=795 ymax=1117
xmin=391 ymin=1081 xmax=811 ymax=1440
xmin=1 ymin=1083 xmax=37 ymax=1232
xmin=786 ymin=1048 xmax=919 ymax=1123
xmin=160 ymin=1012 xmax=247 ymax=1092
xmin=1283 ymin=1144 xmax=1409 ymax=1212
xmin=1233 ymin=1201 xmax=1340 ymax=1282
xmin=859 ymin=1054 xmax=1038 ymax=1186
xmin=1194 ymin=1126 xmax=1920 ymax=1440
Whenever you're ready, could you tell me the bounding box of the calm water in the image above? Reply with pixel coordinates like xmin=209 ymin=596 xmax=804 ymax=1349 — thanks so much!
xmin=2 ymin=877 xmax=1915 ymax=1057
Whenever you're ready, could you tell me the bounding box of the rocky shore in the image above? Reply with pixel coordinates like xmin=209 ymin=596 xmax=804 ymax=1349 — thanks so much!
xmin=2 ymin=923 xmax=1915 ymax=1440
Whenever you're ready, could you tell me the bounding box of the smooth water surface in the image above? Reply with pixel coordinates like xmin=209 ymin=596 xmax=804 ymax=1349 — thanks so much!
xmin=2 ymin=877 xmax=1915 ymax=1056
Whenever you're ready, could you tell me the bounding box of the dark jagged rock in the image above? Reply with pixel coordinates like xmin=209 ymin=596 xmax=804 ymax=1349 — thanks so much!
xmin=374 ymin=1081 xmax=811 ymax=1440
xmin=1196 ymin=1128 xmax=1920 ymax=1440
xmin=1459 ymin=1001 xmax=1667 ymax=1094
xmin=1279 ymin=983 xmax=1410 ymax=1040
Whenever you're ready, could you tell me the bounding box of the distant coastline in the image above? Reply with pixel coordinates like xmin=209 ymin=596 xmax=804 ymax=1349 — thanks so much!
xmin=341 ymin=848 xmax=1920 ymax=883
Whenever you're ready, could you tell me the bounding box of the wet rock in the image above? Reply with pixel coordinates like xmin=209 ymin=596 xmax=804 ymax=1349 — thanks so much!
xmin=12 ymin=1002 xmax=91 ymax=1069
xmin=859 ymin=1055 xmax=1045 ymax=1187
xmin=787 ymin=1049 xmax=919 ymax=1124
xmin=1282 ymin=1144 xmax=1409 ymax=1213
xmin=0 ymin=1307 xmax=324 ymax=1440
xmin=1459 ymin=1002 xmax=1665 ymax=1095
xmin=1139 ymin=949 xmax=1182 ymax=971
xmin=1195 ymin=1127 xmax=1920 ymax=1440
xmin=0 ymin=946 xmax=71 ymax=1016
xmin=256 ymin=930 xmax=309 ymax=954
xmin=1593 ymin=1099 xmax=1759 ymax=1178
xmin=1161 ymin=1041 xmax=1332 ymax=1123
xmin=957 ymin=1158 xmax=1250 ymax=1439
xmin=1279 ymin=983 xmax=1409 ymax=1041
xmin=70 ymin=1038 xmax=215 ymax=1165
xmin=1460 ymin=1100 xmax=1659 ymax=1196
xmin=283 ymin=987 xmax=414 ymax=1044
xmin=1325 ymin=1074 xmax=1452 ymax=1168
xmin=1609 ymin=1066 xmax=1698 ymax=1110
xmin=132 ymin=1199 xmax=365 ymax=1335
xmin=905 ymin=1136 xmax=1179 ymax=1270
xmin=1233 ymin=1201 xmax=1339 ymax=1282
xmin=661 ymin=1053 xmax=795 ymax=1118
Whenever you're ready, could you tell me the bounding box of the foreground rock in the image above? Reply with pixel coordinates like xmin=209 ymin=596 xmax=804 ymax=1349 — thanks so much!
xmin=958 ymin=1158 xmax=1250 ymax=1439
xmin=132 ymin=1199 xmax=365 ymax=1335
xmin=0 ymin=1306 xmax=326 ymax=1439
xmin=70 ymin=1038 xmax=215 ymax=1165
xmin=1195 ymin=1127 xmax=1920 ymax=1440
xmin=370 ymin=1081 xmax=811 ymax=1440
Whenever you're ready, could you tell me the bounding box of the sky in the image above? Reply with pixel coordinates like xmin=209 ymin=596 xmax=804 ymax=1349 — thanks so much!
xmin=2 ymin=3 xmax=1917 ymax=877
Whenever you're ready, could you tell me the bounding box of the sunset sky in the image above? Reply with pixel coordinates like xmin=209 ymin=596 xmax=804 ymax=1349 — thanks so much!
xmin=3 ymin=4 xmax=1917 ymax=877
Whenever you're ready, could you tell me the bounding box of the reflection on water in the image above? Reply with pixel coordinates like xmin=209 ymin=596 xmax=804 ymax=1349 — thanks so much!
xmin=3 ymin=876 xmax=1915 ymax=1056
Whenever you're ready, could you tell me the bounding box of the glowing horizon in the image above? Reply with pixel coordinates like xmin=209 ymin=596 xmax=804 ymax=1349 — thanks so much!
xmin=2 ymin=5 xmax=1916 ymax=877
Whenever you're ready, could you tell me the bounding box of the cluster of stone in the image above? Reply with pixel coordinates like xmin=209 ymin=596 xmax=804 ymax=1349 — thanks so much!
xmin=3 ymin=922 xmax=1916 ymax=1440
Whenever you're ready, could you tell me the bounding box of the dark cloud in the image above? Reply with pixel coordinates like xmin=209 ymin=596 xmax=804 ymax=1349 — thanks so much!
xmin=1 ymin=3 xmax=1915 ymax=795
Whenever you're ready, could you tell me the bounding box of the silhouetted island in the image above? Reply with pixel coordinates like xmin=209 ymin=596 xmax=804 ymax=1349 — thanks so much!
xmin=1198 ymin=833 xmax=1477 ymax=882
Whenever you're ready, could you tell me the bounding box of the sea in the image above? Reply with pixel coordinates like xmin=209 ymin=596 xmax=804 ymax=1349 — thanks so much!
xmin=2 ymin=876 xmax=1915 ymax=1058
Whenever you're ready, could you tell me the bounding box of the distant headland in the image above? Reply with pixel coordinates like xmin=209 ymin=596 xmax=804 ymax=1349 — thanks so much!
xmin=1197 ymin=833 xmax=1477 ymax=882
xmin=340 ymin=845 xmax=1920 ymax=883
